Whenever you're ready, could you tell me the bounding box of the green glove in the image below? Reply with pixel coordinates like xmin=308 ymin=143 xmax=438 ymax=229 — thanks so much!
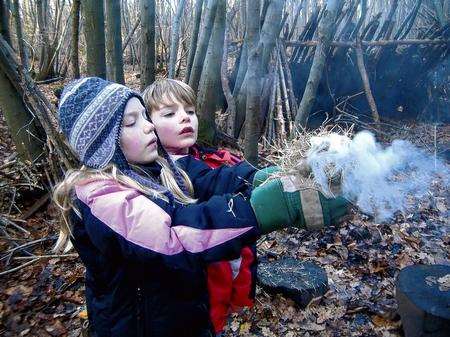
xmin=250 ymin=175 xmax=349 ymax=234
xmin=253 ymin=166 xmax=280 ymax=188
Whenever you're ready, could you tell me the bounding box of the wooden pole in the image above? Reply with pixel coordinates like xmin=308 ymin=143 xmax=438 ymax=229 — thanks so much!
xmin=355 ymin=39 xmax=379 ymax=122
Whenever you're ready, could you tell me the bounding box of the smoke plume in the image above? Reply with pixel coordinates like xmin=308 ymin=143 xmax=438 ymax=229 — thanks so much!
xmin=307 ymin=131 xmax=449 ymax=221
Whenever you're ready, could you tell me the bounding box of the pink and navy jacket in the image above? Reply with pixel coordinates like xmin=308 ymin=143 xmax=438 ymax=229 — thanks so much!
xmin=69 ymin=168 xmax=260 ymax=337
xmin=177 ymin=146 xmax=258 ymax=333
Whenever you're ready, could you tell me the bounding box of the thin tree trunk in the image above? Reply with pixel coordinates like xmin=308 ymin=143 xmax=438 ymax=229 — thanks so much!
xmin=81 ymin=0 xmax=106 ymax=78
xmin=36 ymin=0 xmax=55 ymax=80
xmin=295 ymin=0 xmax=342 ymax=127
xmin=0 ymin=0 xmax=11 ymax=46
xmin=233 ymin=0 xmax=283 ymax=138
xmin=184 ymin=0 xmax=203 ymax=83
xmin=168 ymin=0 xmax=186 ymax=78
xmin=243 ymin=0 xmax=261 ymax=164
xmin=188 ymin=0 xmax=219 ymax=92
xmin=70 ymin=0 xmax=80 ymax=78
xmin=12 ymin=0 xmax=29 ymax=69
xmin=196 ymin=0 xmax=225 ymax=144
xmin=105 ymin=0 xmax=124 ymax=83
xmin=355 ymin=39 xmax=379 ymax=122
xmin=140 ymin=0 xmax=155 ymax=90
xmin=122 ymin=17 xmax=140 ymax=52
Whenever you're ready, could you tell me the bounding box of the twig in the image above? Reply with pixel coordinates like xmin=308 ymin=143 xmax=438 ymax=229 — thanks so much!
xmin=13 ymin=253 xmax=78 ymax=260
xmin=0 ymin=258 xmax=41 ymax=276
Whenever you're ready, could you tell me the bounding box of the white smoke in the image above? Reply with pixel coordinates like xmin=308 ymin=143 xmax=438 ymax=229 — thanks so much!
xmin=306 ymin=131 xmax=449 ymax=221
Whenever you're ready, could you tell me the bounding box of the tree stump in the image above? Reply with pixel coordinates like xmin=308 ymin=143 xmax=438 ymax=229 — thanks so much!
xmin=396 ymin=264 xmax=450 ymax=337
xmin=257 ymin=257 xmax=328 ymax=307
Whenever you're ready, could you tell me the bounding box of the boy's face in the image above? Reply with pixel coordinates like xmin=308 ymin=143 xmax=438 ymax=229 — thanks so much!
xmin=150 ymin=97 xmax=198 ymax=155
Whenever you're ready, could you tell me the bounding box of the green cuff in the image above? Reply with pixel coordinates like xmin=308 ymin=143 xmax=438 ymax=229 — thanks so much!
xmin=252 ymin=166 xmax=280 ymax=188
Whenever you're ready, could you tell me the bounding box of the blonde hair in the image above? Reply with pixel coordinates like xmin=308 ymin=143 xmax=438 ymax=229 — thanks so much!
xmin=142 ymin=79 xmax=196 ymax=114
xmin=53 ymin=157 xmax=196 ymax=253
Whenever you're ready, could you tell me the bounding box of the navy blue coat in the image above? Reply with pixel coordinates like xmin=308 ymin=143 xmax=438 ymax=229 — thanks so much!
xmin=70 ymin=162 xmax=260 ymax=337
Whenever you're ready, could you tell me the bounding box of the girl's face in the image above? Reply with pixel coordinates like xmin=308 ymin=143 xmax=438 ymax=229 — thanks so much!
xmin=120 ymin=97 xmax=159 ymax=164
xmin=150 ymin=97 xmax=198 ymax=155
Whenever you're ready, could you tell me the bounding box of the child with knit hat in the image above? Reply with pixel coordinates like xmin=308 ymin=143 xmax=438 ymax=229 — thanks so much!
xmin=54 ymin=77 xmax=348 ymax=337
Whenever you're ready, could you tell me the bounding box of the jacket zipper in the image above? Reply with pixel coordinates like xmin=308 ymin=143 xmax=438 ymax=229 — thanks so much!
xmin=136 ymin=287 xmax=145 ymax=337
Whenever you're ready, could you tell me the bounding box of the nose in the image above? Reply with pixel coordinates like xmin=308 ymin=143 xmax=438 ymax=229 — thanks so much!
xmin=179 ymin=108 xmax=191 ymax=123
xmin=143 ymin=120 xmax=155 ymax=134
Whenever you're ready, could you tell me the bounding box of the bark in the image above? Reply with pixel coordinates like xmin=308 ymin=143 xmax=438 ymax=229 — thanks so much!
xmin=295 ymin=0 xmax=342 ymax=127
xmin=0 ymin=0 xmax=11 ymax=46
xmin=243 ymin=0 xmax=261 ymax=164
xmin=233 ymin=0 xmax=283 ymax=138
xmin=36 ymin=0 xmax=55 ymax=80
xmin=188 ymin=0 xmax=219 ymax=92
xmin=221 ymin=14 xmax=235 ymax=136
xmin=355 ymin=39 xmax=379 ymax=122
xmin=196 ymin=0 xmax=225 ymax=144
xmin=0 ymin=35 xmax=76 ymax=168
xmin=122 ymin=17 xmax=140 ymax=52
xmin=140 ymin=0 xmax=155 ymax=90
xmin=168 ymin=0 xmax=186 ymax=78
xmin=12 ymin=0 xmax=29 ymax=70
xmin=260 ymin=0 xmax=283 ymax=74
xmin=70 ymin=0 xmax=80 ymax=78
xmin=184 ymin=0 xmax=203 ymax=83
xmin=81 ymin=0 xmax=106 ymax=78
xmin=105 ymin=0 xmax=124 ymax=83
xmin=0 ymin=37 xmax=43 ymax=161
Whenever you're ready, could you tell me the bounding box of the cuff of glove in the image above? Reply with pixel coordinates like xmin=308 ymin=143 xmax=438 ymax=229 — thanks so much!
xmin=252 ymin=166 xmax=280 ymax=188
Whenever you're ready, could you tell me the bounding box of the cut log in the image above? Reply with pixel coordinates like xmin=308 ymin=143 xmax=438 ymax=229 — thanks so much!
xmin=396 ymin=264 xmax=450 ymax=337
xmin=257 ymin=257 xmax=328 ymax=307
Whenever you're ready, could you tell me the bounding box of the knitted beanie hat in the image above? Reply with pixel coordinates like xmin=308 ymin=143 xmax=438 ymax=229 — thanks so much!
xmin=58 ymin=77 xmax=187 ymax=201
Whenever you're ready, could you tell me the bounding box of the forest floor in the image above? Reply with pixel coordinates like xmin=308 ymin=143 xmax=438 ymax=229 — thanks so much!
xmin=0 ymin=79 xmax=449 ymax=337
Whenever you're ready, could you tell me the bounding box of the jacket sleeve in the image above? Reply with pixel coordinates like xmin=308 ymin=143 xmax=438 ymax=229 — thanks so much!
xmin=74 ymin=179 xmax=260 ymax=269
xmin=176 ymin=155 xmax=257 ymax=201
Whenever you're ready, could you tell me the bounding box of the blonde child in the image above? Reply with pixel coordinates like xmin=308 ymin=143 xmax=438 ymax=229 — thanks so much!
xmin=142 ymin=79 xmax=349 ymax=335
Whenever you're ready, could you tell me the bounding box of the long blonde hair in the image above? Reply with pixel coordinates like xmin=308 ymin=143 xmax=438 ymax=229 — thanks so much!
xmin=53 ymin=157 xmax=196 ymax=252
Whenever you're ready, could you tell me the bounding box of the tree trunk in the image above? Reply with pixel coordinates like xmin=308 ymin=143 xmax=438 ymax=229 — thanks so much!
xmin=188 ymin=0 xmax=219 ymax=92
xmin=36 ymin=0 xmax=55 ymax=80
xmin=12 ymin=0 xmax=29 ymax=70
xmin=168 ymin=0 xmax=186 ymax=78
xmin=184 ymin=0 xmax=204 ymax=83
xmin=140 ymin=0 xmax=155 ymax=90
xmin=233 ymin=0 xmax=283 ymax=138
xmin=81 ymin=0 xmax=106 ymax=78
xmin=0 ymin=38 xmax=44 ymax=161
xmin=196 ymin=0 xmax=225 ymax=144
xmin=295 ymin=0 xmax=342 ymax=127
xmin=243 ymin=0 xmax=261 ymax=165
xmin=105 ymin=0 xmax=124 ymax=83
xmin=70 ymin=0 xmax=80 ymax=78
xmin=0 ymin=0 xmax=11 ymax=46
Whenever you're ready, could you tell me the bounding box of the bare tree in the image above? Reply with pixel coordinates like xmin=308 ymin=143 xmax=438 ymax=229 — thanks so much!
xmin=188 ymin=0 xmax=219 ymax=92
xmin=105 ymin=0 xmax=125 ymax=83
xmin=196 ymin=0 xmax=225 ymax=144
xmin=70 ymin=0 xmax=80 ymax=78
xmin=168 ymin=0 xmax=186 ymax=78
xmin=140 ymin=0 xmax=156 ymax=90
xmin=0 ymin=0 xmax=11 ymax=46
xmin=243 ymin=0 xmax=261 ymax=164
xmin=184 ymin=0 xmax=204 ymax=83
xmin=81 ymin=0 xmax=106 ymax=78
xmin=12 ymin=0 xmax=29 ymax=69
xmin=295 ymin=0 xmax=342 ymax=127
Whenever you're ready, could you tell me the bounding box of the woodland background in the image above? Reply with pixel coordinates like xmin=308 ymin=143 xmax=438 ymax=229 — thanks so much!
xmin=0 ymin=0 xmax=449 ymax=336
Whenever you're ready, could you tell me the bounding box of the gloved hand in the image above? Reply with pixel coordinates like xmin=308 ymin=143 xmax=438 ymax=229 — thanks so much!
xmin=253 ymin=166 xmax=280 ymax=188
xmin=253 ymin=159 xmax=312 ymax=188
xmin=250 ymin=175 xmax=349 ymax=234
